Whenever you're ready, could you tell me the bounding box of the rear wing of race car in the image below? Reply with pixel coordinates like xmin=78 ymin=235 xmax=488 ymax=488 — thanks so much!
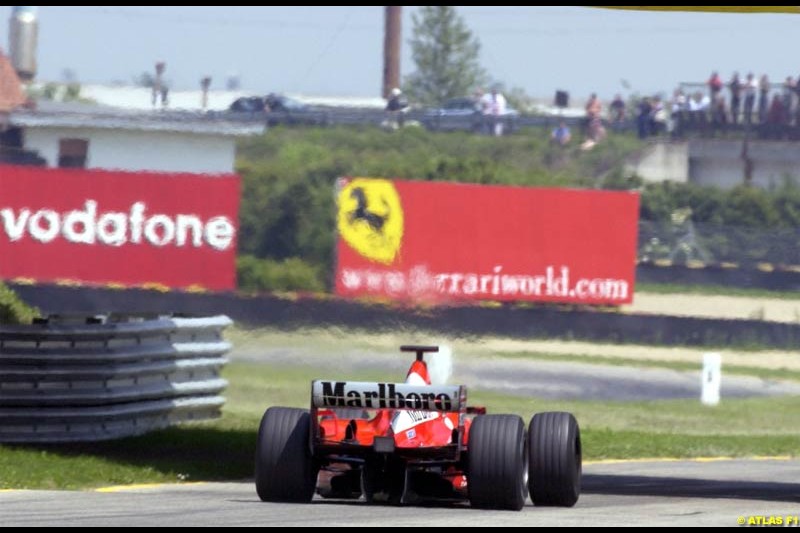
xmin=311 ymin=380 xmax=466 ymax=412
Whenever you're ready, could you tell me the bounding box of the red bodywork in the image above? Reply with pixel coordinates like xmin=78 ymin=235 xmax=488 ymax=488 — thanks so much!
xmin=310 ymin=347 xmax=485 ymax=500
xmin=316 ymin=360 xmax=471 ymax=448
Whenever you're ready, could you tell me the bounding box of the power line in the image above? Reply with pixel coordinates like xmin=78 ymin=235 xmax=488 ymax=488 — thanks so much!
xmin=292 ymin=8 xmax=356 ymax=90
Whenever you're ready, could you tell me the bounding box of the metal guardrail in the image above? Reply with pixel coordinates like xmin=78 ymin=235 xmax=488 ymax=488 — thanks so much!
xmin=0 ymin=314 xmax=232 ymax=442
xmin=212 ymin=106 xmax=589 ymax=134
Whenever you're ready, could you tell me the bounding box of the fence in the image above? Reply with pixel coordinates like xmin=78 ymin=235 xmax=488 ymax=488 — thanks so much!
xmin=217 ymin=106 xmax=585 ymax=134
xmin=0 ymin=314 xmax=231 ymax=442
xmin=639 ymin=219 xmax=800 ymax=269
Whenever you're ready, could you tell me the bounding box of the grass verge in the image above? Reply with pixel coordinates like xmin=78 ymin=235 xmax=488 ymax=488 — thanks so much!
xmin=495 ymin=351 xmax=800 ymax=382
xmin=0 ymin=361 xmax=797 ymax=490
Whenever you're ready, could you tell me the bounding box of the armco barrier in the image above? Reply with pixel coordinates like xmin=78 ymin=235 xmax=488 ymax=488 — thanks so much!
xmin=0 ymin=314 xmax=231 ymax=442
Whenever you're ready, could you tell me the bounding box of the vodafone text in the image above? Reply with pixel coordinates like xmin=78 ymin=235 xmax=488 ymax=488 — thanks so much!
xmin=0 ymin=200 xmax=235 ymax=250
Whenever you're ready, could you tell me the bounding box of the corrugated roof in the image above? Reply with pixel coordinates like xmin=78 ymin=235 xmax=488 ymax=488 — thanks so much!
xmin=40 ymin=83 xmax=387 ymax=111
xmin=10 ymin=101 xmax=265 ymax=137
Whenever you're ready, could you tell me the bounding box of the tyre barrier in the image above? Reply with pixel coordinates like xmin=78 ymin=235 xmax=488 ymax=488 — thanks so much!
xmin=0 ymin=314 xmax=231 ymax=443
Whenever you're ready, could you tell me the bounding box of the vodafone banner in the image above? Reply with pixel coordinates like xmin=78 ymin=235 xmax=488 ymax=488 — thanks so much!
xmin=0 ymin=165 xmax=239 ymax=291
xmin=335 ymin=178 xmax=639 ymax=305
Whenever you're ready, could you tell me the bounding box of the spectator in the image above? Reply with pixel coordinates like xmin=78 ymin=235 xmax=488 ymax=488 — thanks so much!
xmin=767 ymin=93 xmax=788 ymax=139
xmin=689 ymin=91 xmax=710 ymax=130
xmin=481 ymin=86 xmax=507 ymax=136
xmin=708 ymin=71 xmax=723 ymax=100
xmin=743 ymin=73 xmax=757 ymax=125
xmin=637 ymin=97 xmax=653 ymax=139
xmin=758 ymin=74 xmax=770 ymax=124
xmin=782 ymin=76 xmax=795 ymax=121
xmin=670 ymin=89 xmax=687 ymax=137
xmin=610 ymin=94 xmax=626 ymax=130
xmin=728 ymin=72 xmax=742 ymax=125
xmin=588 ymin=117 xmax=606 ymax=142
xmin=712 ymin=94 xmax=727 ymax=128
xmin=651 ymin=96 xmax=667 ymax=135
xmin=384 ymin=87 xmax=408 ymax=130
xmin=551 ymin=121 xmax=572 ymax=146
xmin=795 ymin=73 xmax=800 ymax=126
xmin=585 ymin=93 xmax=602 ymax=120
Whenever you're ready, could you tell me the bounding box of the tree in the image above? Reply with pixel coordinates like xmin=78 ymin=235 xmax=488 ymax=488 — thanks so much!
xmin=404 ymin=6 xmax=488 ymax=106
xmin=133 ymin=71 xmax=155 ymax=88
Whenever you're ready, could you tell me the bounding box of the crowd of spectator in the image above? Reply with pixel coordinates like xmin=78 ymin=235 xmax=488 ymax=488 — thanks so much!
xmin=383 ymin=72 xmax=800 ymax=142
xmin=628 ymin=71 xmax=800 ymax=140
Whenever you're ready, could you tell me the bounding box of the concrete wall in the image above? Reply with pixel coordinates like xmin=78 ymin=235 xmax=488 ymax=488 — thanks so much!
xmin=24 ymin=127 xmax=236 ymax=174
xmin=631 ymin=139 xmax=800 ymax=189
xmin=626 ymin=141 xmax=688 ymax=183
xmin=688 ymin=139 xmax=800 ymax=189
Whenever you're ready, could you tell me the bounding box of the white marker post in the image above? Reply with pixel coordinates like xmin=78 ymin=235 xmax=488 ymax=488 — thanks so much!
xmin=701 ymin=352 xmax=722 ymax=406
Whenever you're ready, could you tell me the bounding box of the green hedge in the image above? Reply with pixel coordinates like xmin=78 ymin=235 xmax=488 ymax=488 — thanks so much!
xmin=237 ymin=255 xmax=325 ymax=293
xmin=638 ymin=180 xmax=800 ymax=266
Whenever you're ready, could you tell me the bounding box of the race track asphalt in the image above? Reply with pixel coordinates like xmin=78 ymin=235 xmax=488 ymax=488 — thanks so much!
xmin=3 ymin=459 xmax=797 ymax=527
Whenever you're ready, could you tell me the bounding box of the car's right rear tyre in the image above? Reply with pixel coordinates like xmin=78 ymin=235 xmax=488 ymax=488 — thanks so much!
xmin=255 ymin=407 xmax=318 ymax=502
xmin=528 ymin=411 xmax=581 ymax=507
xmin=468 ymin=414 xmax=528 ymax=510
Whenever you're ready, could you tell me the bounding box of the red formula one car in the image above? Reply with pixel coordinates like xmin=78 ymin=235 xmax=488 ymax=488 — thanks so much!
xmin=255 ymin=346 xmax=581 ymax=510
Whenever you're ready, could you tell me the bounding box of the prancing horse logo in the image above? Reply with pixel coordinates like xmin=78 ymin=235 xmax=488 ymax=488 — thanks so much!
xmin=337 ymin=178 xmax=403 ymax=264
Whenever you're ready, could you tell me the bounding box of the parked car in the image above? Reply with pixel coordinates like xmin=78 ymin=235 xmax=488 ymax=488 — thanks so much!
xmin=423 ymin=97 xmax=519 ymax=133
xmin=228 ymin=96 xmax=267 ymax=113
xmin=227 ymin=94 xmax=329 ymax=126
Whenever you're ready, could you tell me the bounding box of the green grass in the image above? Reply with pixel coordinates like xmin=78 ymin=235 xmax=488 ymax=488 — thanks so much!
xmin=1 ymin=361 xmax=797 ymax=490
xmin=0 ymin=423 xmax=255 ymax=490
xmin=636 ymin=281 xmax=800 ymax=301
xmin=0 ymin=282 xmax=38 ymax=324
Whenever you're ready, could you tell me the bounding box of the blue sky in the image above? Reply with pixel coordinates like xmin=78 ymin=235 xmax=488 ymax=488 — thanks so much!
xmin=2 ymin=6 xmax=799 ymax=101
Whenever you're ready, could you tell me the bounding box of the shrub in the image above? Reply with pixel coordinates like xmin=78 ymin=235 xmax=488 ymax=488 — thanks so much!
xmin=237 ymin=255 xmax=325 ymax=293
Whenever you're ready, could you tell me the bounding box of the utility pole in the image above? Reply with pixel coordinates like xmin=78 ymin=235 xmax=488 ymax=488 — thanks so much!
xmin=382 ymin=6 xmax=401 ymax=99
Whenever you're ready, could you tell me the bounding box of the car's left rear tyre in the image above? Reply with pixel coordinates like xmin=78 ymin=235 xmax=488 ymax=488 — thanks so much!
xmin=255 ymin=406 xmax=318 ymax=502
xmin=468 ymin=414 xmax=528 ymax=510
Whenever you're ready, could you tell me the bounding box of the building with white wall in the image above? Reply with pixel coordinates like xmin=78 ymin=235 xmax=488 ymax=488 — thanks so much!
xmin=6 ymin=102 xmax=263 ymax=174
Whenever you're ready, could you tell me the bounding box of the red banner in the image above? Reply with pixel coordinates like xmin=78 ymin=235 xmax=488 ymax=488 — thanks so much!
xmin=0 ymin=165 xmax=239 ymax=291
xmin=335 ymin=178 xmax=639 ymax=305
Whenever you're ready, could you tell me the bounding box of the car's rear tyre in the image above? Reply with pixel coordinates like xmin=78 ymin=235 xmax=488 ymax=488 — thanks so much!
xmin=528 ymin=411 xmax=581 ymax=507
xmin=255 ymin=407 xmax=318 ymax=502
xmin=468 ymin=414 xmax=528 ymax=510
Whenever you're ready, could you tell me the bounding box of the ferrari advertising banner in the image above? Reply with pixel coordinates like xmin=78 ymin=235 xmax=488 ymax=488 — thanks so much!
xmin=0 ymin=165 xmax=239 ymax=291
xmin=335 ymin=178 xmax=639 ymax=305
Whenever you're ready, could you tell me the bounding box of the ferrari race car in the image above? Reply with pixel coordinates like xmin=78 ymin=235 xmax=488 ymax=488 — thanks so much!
xmin=255 ymin=345 xmax=581 ymax=510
